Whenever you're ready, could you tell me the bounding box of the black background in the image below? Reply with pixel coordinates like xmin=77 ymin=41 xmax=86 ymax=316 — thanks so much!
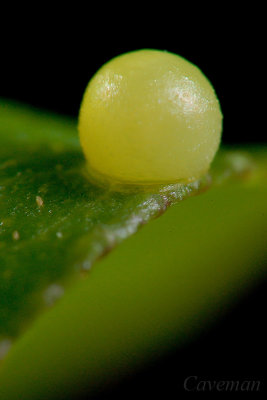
xmin=1 ymin=7 xmax=265 ymax=146
xmin=1 ymin=6 xmax=266 ymax=398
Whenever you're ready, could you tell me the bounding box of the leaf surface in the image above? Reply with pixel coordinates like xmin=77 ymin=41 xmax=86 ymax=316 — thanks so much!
xmin=0 ymin=99 xmax=264 ymax=350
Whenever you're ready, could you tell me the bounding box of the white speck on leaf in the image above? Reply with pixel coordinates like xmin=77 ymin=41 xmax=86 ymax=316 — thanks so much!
xmin=12 ymin=230 xmax=20 ymax=240
xmin=0 ymin=339 xmax=12 ymax=360
xmin=43 ymin=284 xmax=64 ymax=307
xmin=36 ymin=195 xmax=44 ymax=207
xmin=82 ymin=260 xmax=92 ymax=271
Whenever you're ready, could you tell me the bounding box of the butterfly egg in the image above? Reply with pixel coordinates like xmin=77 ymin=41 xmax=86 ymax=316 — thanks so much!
xmin=78 ymin=49 xmax=222 ymax=187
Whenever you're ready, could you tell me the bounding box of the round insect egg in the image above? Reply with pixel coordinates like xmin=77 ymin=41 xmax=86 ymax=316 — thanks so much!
xmin=78 ymin=49 xmax=222 ymax=187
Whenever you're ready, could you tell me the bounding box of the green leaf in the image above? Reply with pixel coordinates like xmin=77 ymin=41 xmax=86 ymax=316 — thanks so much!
xmin=0 ymin=99 xmax=210 ymax=343
xmin=0 ymin=157 xmax=266 ymax=400
xmin=0 ymin=99 xmax=266 ymax=366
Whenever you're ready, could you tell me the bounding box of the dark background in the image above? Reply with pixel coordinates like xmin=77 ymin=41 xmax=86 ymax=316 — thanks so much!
xmin=1 ymin=7 xmax=266 ymax=398
xmin=1 ymin=7 xmax=265 ymax=146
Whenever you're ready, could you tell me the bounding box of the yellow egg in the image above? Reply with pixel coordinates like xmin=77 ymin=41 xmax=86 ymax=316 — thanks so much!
xmin=78 ymin=49 xmax=222 ymax=187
